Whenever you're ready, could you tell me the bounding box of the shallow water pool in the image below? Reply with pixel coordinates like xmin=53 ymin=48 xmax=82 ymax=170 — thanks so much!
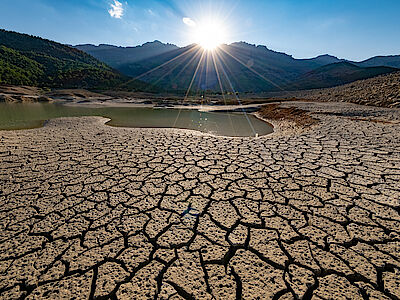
xmin=0 ymin=103 xmax=273 ymax=137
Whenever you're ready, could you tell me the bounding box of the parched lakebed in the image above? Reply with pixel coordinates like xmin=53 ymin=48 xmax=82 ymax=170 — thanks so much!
xmin=0 ymin=101 xmax=400 ymax=299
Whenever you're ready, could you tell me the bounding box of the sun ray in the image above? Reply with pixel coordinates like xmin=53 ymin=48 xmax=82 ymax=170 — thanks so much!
xmin=135 ymin=46 xmax=199 ymax=81
xmin=229 ymin=44 xmax=296 ymax=88
xmin=119 ymin=45 xmax=200 ymax=89
xmin=173 ymin=49 xmax=207 ymax=127
xmin=146 ymin=46 xmax=204 ymax=91
xmin=184 ymin=50 xmax=206 ymax=101
xmin=213 ymin=47 xmax=244 ymax=92
xmin=172 ymin=47 xmax=204 ymax=81
xmin=194 ymin=51 xmax=207 ymax=95
xmin=211 ymin=50 xmax=237 ymax=136
xmin=219 ymin=46 xmax=286 ymax=91
xmin=168 ymin=47 xmax=205 ymax=96
xmin=213 ymin=50 xmax=257 ymax=136
xmin=205 ymin=51 xmax=213 ymax=94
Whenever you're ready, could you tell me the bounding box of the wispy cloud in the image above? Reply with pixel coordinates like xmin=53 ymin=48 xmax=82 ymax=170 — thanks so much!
xmin=108 ymin=0 xmax=124 ymax=19
xmin=147 ymin=9 xmax=155 ymax=16
xmin=183 ymin=17 xmax=196 ymax=27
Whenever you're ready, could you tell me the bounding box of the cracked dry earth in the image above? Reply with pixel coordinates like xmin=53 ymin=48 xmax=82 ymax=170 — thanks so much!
xmin=0 ymin=101 xmax=400 ymax=300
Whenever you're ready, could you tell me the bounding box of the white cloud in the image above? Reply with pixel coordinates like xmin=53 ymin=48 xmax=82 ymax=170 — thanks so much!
xmin=108 ymin=0 xmax=124 ymax=19
xmin=183 ymin=17 xmax=196 ymax=27
xmin=147 ymin=9 xmax=155 ymax=16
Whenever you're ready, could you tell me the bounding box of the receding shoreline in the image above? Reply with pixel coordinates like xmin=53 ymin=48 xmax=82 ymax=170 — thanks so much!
xmin=0 ymin=101 xmax=274 ymax=137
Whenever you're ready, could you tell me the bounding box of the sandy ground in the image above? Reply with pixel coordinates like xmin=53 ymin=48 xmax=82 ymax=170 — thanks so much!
xmin=0 ymin=101 xmax=400 ymax=299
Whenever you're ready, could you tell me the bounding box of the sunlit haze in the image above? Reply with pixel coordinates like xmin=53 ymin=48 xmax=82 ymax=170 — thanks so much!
xmin=191 ymin=19 xmax=228 ymax=50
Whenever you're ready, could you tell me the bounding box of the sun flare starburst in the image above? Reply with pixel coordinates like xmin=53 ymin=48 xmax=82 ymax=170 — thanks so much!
xmin=194 ymin=20 xmax=227 ymax=50
xmin=183 ymin=16 xmax=228 ymax=50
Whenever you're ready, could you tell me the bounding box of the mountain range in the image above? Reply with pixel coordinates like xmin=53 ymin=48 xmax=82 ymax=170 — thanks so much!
xmin=75 ymin=41 xmax=400 ymax=93
xmin=0 ymin=28 xmax=399 ymax=93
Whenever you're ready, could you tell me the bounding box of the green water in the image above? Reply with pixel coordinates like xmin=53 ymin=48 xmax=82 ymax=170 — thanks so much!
xmin=0 ymin=103 xmax=273 ymax=137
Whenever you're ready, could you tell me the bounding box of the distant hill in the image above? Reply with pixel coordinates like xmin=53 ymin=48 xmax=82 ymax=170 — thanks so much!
xmin=0 ymin=29 xmax=153 ymax=91
xmin=356 ymin=55 xmax=400 ymax=69
xmin=288 ymin=62 xmax=398 ymax=90
xmin=298 ymin=54 xmax=344 ymax=67
xmin=74 ymin=41 xmax=178 ymax=67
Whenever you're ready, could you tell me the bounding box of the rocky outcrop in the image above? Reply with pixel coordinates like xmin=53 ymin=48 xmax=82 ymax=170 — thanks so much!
xmin=0 ymin=94 xmax=52 ymax=102
xmin=0 ymin=86 xmax=55 ymax=103
xmin=0 ymin=94 xmax=13 ymax=102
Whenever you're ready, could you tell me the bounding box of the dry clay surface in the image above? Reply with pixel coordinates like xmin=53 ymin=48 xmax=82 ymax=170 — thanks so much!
xmin=0 ymin=102 xmax=400 ymax=299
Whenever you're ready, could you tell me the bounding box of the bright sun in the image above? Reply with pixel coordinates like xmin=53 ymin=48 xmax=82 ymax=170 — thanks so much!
xmin=194 ymin=20 xmax=227 ymax=50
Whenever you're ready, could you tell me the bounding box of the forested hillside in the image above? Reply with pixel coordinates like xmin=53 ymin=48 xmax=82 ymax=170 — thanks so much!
xmin=0 ymin=29 xmax=152 ymax=91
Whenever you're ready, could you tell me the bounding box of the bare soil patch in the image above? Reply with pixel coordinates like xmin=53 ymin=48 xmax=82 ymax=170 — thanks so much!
xmin=259 ymin=103 xmax=318 ymax=127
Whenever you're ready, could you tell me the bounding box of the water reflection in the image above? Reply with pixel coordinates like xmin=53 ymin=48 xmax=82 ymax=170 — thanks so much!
xmin=0 ymin=103 xmax=273 ymax=137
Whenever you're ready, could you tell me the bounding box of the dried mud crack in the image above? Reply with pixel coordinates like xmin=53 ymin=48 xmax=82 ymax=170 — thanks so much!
xmin=0 ymin=101 xmax=400 ymax=299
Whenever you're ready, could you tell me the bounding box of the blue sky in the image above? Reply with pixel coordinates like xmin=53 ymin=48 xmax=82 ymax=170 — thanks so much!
xmin=1 ymin=0 xmax=399 ymax=61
